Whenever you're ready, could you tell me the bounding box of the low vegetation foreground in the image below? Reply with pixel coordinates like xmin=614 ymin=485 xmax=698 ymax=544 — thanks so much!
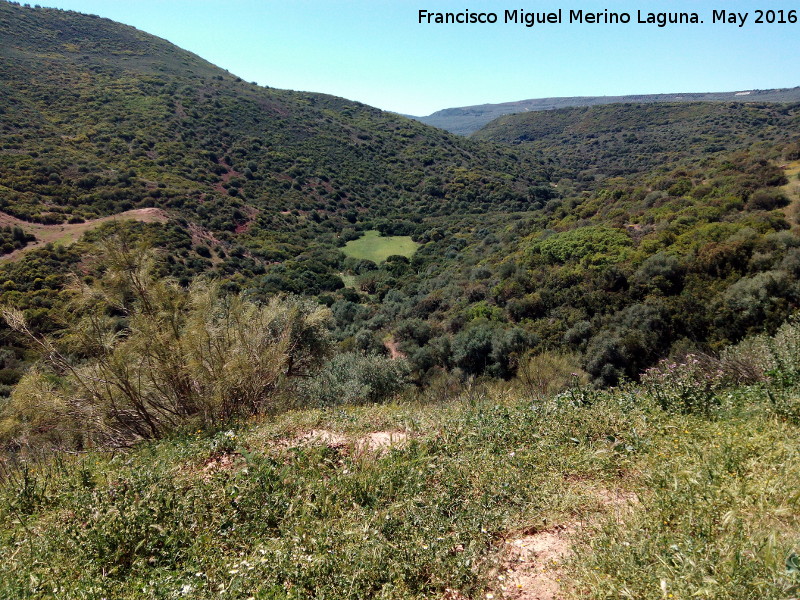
xmin=1 ymin=357 xmax=799 ymax=598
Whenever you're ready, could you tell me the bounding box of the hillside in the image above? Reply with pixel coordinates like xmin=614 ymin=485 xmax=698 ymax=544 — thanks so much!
xmin=1 ymin=3 xmax=800 ymax=598
xmin=0 ymin=2 xmax=547 ymax=249
xmin=2 ymin=337 xmax=800 ymax=598
xmin=1 ymin=2 xmax=800 ymax=391
xmin=415 ymin=87 xmax=800 ymax=135
xmin=472 ymin=101 xmax=800 ymax=181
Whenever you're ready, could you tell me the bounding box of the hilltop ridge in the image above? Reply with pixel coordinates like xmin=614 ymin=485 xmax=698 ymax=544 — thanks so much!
xmin=414 ymin=87 xmax=800 ymax=135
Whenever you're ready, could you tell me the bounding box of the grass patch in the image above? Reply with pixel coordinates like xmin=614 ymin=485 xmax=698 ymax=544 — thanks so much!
xmin=342 ymin=230 xmax=420 ymax=263
xmin=1 ymin=383 xmax=798 ymax=598
xmin=782 ymin=160 xmax=800 ymax=223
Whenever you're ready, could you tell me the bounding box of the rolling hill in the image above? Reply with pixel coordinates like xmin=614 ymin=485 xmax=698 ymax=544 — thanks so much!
xmin=472 ymin=101 xmax=800 ymax=181
xmin=415 ymin=87 xmax=800 ymax=135
xmin=1 ymin=4 xmax=800 ymax=597
xmin=2 ymin=1 xmax=800 ymax=388
xmin=0 ymin=2 xmax=548 ymax=246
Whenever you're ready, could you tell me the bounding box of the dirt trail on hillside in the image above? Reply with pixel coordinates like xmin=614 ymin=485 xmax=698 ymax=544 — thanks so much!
xmin=0 ymin=207 xmax=168 ymax=262
xmin=384 ymin=338 xmax=406 ymax=359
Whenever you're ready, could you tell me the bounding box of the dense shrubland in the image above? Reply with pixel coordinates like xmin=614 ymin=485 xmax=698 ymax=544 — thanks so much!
xmin=3 ymin=2 xmax=800 ymax=398
xmin=472 ymin=101 xmax=800 ymax=184
xmin=0 ymin=239 xmax=406 ymax=451
xmin=0 ymin=4 xmax=800 ymax=597
xmin=0 ymin=4 xmax=799 ymax=436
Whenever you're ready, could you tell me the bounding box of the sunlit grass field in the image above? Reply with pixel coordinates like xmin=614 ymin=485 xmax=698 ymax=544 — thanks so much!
xmin=343 ymin=230 xmax=420 ymax=263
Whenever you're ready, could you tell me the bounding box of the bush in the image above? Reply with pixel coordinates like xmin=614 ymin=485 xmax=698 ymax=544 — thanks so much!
xmin=717 ymin=271 xmax=795 ymax=338
xmin=298 ymin=352 xmax=409 ymax=407
xmin=641 ymin=354 xmax=725 ymax=416
xmin=632 ymin=252 xmax=683 ymax=295
xmin=722 ymin=314 xmax=800 ymax=384
xmin=516 ymin=351 xmax=588 ymax=400
xmin=746 ymin=189 xmax=790 ymax=211
xmin=1 ymin=240 xmax=333 ymax=448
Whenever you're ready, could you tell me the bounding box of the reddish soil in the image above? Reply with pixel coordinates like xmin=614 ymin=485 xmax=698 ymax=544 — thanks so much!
xmin=213 ymin=157 xmax=242 ymax=195
xmin=234 ymin=206 xmax=259 ymax=234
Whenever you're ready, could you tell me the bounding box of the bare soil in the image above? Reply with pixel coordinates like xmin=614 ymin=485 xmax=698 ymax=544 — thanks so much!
xmin=0 ymin=207 xmax=168 ymax=262
xmin=384 ymin=338 xmax=407 ymax=360
xmin=498 ymin=487 xmax=638 ymax=599
xmin=502 ymin=525 xmax=575 ymax=600
xmin=281 ymin=429 xmax=410 ymax=456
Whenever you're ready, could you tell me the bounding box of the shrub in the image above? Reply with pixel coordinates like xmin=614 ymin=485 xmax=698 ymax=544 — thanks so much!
xmin=632 ymin=252 xmax=683 ymax=295
xmin=746 ymin=188 xmax=790 ymax=211
xmin=531 ymin=226 xmax=633 ymax=267
xmin=1 ymin=240 xmax=333 ymax=448
xmin=723 ymin=313 xmax=800 ymax=382
xmin=641 ymin=353 xmax=725 ymax=416
xmin=516 ymin=351 xmax=588 ymax=400
xmin=717 ymin=271 xmax=795 ymax=338
xmin=298 ymin=352 xmax=409 ymax=407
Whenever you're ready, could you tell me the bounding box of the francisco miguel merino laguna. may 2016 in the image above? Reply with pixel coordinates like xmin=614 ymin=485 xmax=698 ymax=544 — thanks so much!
xmin=417 ymin=9 xmax=774 ymax=27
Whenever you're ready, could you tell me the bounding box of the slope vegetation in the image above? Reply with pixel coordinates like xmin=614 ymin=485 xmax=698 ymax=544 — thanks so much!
xmin=1 ymin=2 xmax=800 ymax=398
xmin=0 ymin=2 xmax=546 ymax=230
xmin=1 ymin=358 xmax=799 ymax=599
xmin=417 ymin=87 xmax=800 ymax=135
xmin=1 ymin=5 xmax=800 ymax=597
xmin=473 ymin=101 xmax=800 ymax=180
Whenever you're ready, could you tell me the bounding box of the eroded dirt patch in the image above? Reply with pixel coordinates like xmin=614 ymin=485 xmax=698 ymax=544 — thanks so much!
xmin=280 ymin=428 xmax=409 ymax=455
xmin=498 ymin=487 xmax=638 ymax=599
xmin=503 ymin=525 xmax=574 ymax=600
xmin=384 ymin=338 xmax=407 ymax=360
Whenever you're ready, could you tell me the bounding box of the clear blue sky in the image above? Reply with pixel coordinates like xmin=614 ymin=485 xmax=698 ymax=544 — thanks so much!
xmin=35 ymin=1 xmax=800 ymax=116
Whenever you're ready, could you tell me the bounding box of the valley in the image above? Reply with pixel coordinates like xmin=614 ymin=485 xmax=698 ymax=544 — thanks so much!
xmin=0 ymin=2 xmax=799 ymax=599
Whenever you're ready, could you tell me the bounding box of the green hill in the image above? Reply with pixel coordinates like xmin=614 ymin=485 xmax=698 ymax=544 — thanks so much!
xmin=2 ymin=3 xmax=800 ymax=597
xmin=416 ymin=87 xmax=800 ymax=135
xmin=2 ymin=337 xmax=800 ymax=599
xmin=1 ymin=1 xmax=800 ymax=389
xmin=472 ymin=101 xmax=800 ymax=181
xmin=0 ymin=1 xmax=547 ymax=244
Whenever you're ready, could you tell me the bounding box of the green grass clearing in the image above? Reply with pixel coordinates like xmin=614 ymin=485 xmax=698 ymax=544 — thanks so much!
xmin=342 ymin=230 xmax=420 ymax=263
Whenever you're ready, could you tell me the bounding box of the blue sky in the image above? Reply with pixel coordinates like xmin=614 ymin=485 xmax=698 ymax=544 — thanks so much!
xmin=36 ymin=1 xmax=800 ymax=116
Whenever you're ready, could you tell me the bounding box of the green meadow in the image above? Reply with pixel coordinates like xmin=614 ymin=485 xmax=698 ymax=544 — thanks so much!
xmin=342 ymin=230 xmax=420 ymax=263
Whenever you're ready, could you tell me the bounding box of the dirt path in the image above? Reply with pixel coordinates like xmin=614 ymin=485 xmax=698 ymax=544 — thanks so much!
xmin=0 ymin=207 xmax=168 ymax=262
xmin=384 ymin=338 xmax=407 ymax=360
